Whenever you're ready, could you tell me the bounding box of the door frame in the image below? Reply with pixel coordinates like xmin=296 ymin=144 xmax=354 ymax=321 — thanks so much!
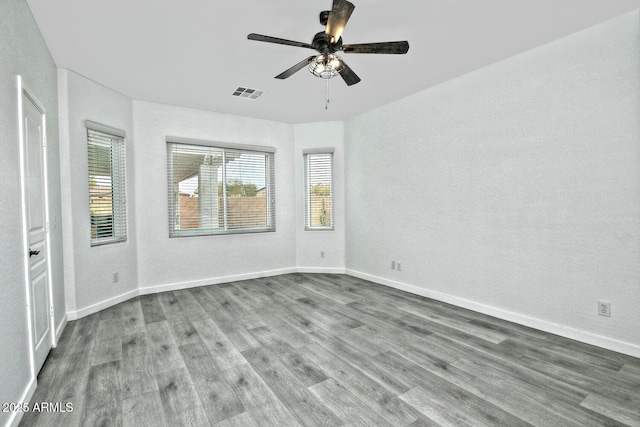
xmin=17 ymin=75 xmax=56 ymax=377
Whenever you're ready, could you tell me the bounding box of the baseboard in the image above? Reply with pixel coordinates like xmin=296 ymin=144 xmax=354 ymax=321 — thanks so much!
xmin=54 ymin=313 xmax=67 ymax=346
xmin=6 ymin=375 xmax=36 ymax=427
xmin=67 ymin=289 xmax=139 ymax=321
xmin=296 ymin=267 xmax=347 ymax=274
xmin=346 ymin=269 xmax=640 ymax=359
xmin=138 ymin=267 xmax=299 ymax=295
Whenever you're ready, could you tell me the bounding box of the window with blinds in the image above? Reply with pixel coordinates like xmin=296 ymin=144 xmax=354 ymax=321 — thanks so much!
xmin=86 ymin=121 xmax=127 ymax=246
xmin=304 ymin=149 xmax=334 ymax=230
xmin=167 ymin=137 xmax=276 ymax=237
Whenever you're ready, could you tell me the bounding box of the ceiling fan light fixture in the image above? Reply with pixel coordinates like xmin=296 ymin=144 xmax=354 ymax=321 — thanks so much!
xmin=309 ymin=54 xmax=342 ymax=79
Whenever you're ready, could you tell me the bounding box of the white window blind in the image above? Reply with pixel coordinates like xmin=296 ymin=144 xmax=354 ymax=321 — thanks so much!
xmin=304 ymin=149 xmax=334 ymax=230
xmin=167 ymin=138 xmax=276 ymax=237
xmin=86 ymin=121 xmax=127 ymax=246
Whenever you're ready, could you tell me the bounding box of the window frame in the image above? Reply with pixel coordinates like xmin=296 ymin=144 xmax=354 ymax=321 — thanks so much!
xmin=86 ymin=120 xmax=127 ymax=247
xmin=303 ymin=148 xmax=334 ymax=231
xmin=166 ymin=136 xmax=276 ymax=238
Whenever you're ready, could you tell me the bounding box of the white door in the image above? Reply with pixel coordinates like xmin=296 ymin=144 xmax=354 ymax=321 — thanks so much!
xmin=22 ymin=87 xmax=52 ymax=373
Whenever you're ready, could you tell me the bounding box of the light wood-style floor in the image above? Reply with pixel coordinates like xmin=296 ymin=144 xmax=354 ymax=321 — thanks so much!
xmin=20 ymin=273 xmax=640 ymax=426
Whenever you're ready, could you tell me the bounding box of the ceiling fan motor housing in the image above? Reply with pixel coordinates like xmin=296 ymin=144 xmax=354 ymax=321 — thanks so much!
xmin=312 ymin=31 xmax=342 ymax=53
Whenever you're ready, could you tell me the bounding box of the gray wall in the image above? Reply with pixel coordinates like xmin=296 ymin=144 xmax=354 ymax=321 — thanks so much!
xmin=58 ymin=69 xmax=137 ymax=316
xmin=295 ymin=122 xmax=346 ymax=271
xmin=345 ymin=11 xmax=640 ymax=355
xmin=132 ymin=100 xmax=299 ymax=293
xmin=0 ymin=0 xmax=65 ymax=425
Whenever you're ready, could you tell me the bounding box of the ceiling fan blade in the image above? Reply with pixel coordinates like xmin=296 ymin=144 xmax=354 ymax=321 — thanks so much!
xmin=248 ymin=33 xmax=315 ymax=50
xmin=275 ymin=56 xmax=316 ymax=79
xmin=325 ymin=0 xmax=355 ymax=44
xmin=337 ymin=59 xmax=361 ymax=86
xmin=343 ymin=41 xmax=409 ymax=54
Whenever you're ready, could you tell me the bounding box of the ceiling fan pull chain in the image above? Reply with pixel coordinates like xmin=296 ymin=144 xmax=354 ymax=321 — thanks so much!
xmin=325 ymin=78 xmax=330 ymax=110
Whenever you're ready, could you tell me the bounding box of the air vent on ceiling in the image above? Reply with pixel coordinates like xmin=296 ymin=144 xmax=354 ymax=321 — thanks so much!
xmin=232 ymin=87 xmax=264 ymax=100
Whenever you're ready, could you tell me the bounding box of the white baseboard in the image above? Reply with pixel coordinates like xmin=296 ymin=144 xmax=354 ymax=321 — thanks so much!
xmin=296 ymin=267 xmax=347 ymax=274
xmin=138 ymin=267 xmax=299 ymax=295
xmin=347 ymin=269 xmax=640 ymax=359
xmin=66 ymin=289 xmax=139 ymax=321
xmin=53 ymin=313 xmax=67 ymax=346
xmin=7 ymin=375 xmax=36 ymax=427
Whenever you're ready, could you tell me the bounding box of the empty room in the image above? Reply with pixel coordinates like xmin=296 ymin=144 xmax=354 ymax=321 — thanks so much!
xmin=2 ymin=0 xmax=640 ymax=426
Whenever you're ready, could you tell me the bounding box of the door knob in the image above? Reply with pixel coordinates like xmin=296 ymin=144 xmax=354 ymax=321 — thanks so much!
xmin=29 ymin=249 xmax=40 ymax=257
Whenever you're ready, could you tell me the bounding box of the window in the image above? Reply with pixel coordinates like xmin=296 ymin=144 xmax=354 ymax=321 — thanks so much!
xmin=86 ymin=120 xmax=127 ymax=246
xmin=304 ymin=148 xmax=334 ymax=230
xmin=167 ymin=137 xmax=276 ymax=237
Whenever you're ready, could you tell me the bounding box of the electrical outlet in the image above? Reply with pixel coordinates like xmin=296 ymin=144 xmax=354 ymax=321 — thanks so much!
xmin=396 ymin=262 xmax=402 ymax=272
xmin=391 ymin=261 xmax=396 ymax=270
xmin=598 ymin=301 xmax=611 ymax=317
xmin=113 ymin=272 xmax=119 ymax=283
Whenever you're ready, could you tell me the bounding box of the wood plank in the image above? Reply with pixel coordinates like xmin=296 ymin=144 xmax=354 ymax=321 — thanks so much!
xmin=212 ymin=412 xmax=258 ymax=427
xmin=304 ymin=342 xmax=420 ymax=426
xmin=307 ymin=326 xmax=411 ymax=394
xmin=122 ymin=391 xmax=167 ymax=427
xmin=179 ymin=340 xmax=245 ymax=424
xmin=145 ymin=321 xmax=185 ymax=374
xmin=580 ymin=388 xmax=640 ymax=426
xmin=190 ymin=286 xmax=261 ymax=352
xmin=98 ymin=303 xmax=122 ymax=322
xmin=121 ymin=332 xmax=157 ymax=400
xmin=192 ymin=318 xmax=246 ymax=372
xmin=262 ymin=275 xmax=311 ymax=300
xmin=450 ymin=348 xmax=590 ymax=406
xmin=50 ymin=332 xmax=94 ymax=402
xmin=156 ymin=367 xmax=211 ymax=426
xmin=228 ymin=280 xmax=271 ymax=310
xmin=242 ymin=345 xmax=342 ymax=427
xmin=249 ymin=325 xmax=330 ymax=387
xmin=81 ymin=361 xmax=122 ymax=427
xmin=308 ymin=378 xmax=393 ymax=427
xmin=140 ymin=294 xmax=167 ymax=324
xmin=298 ymin=279 xmax=360 ymax=305
xmin=269 ymin=344 xmax=330 ymax=388
xmin=157 ymin=291 xmax=183 ymax=319
xmin=167 ymin=316 xmax=200 ymax=346
xmin=173 ymin=289 xmax=210 ymax=321
xmin=205 ymin=284 xmax=250 ymax=315
xmin=90 ymin=318 xmax=123 ymax=366
xmin=499 ymin=338 xmax=640 ymax=394
xmin=256 ymin=306 xmax=313 ymax=348
xmin=400 ymin=384 xmax=531 ymax=427
xmin=297 ymin=296 xmax=364 ymax=330
xmin=121 ymin=298 xmax=146 ymax=335
xmin=450 ymin=357 xmax=592 ymax=427
xmin=219 ymin=363 xmax=299 ymax=426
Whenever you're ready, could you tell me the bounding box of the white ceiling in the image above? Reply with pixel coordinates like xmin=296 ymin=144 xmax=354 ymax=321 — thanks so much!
xmin=26 ymin=0 xmax=639 ymax=124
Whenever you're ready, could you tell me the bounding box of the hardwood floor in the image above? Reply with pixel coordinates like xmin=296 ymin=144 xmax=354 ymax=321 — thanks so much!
xmin=20 ymin=273 xmax=640 ymax=426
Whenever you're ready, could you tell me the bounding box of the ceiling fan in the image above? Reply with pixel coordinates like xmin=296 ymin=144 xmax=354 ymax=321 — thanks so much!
xmin=247 ymin=0 xmax=409 ymax=86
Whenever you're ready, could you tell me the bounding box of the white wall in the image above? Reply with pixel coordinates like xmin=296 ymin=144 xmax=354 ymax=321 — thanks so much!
xmin=0 ymin=0 xmax=65 ymax=425
xmin=295 ymin=122 xmax=346 ymax=272
xmin=345 ymin=11 xmax=640 ymax=356
xmin=132 ymin=101 xmax=297 ymax=293
xmin=58 ymin=70 xmax=138 ymax=318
